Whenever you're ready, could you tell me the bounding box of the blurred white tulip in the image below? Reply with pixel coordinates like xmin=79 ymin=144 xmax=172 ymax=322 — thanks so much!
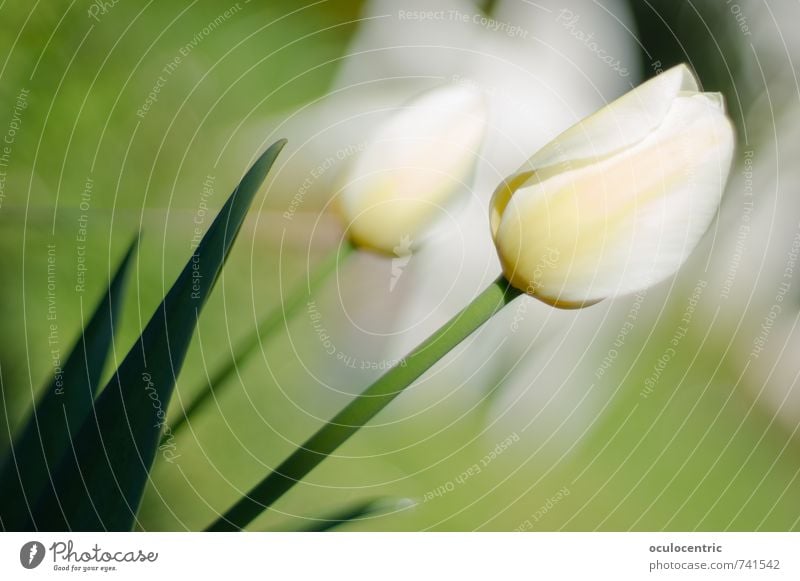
xmin=491 ymin=64 xmax=735 ymax=308
xmin=248 ymin=0 xmax=645 ymax=445
xmin=336 ymin=84 xmax=488 ymax=255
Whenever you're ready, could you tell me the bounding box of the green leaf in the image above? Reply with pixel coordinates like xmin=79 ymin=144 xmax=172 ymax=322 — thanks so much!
xmin=208 ymin=276 xmax=521 ymax=531
xmin=31 ymin=139 xmax=287 ymax=531
xmin=168 ymin=240 xmax=354 ymax=439
xmin=0 ymin=236 xmax=137 ymax=531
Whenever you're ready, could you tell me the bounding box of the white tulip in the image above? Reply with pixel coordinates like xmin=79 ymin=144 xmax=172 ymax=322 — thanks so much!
xmin=491 ymin=64 xmax=735 ymax=308
xmin=337 ymin=84 xmax=488 ymax=255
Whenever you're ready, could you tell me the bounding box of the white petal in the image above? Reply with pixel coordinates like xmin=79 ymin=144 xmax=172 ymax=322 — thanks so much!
xmin=338 ymin=84 xmax=488 ymax=254
xmin=334 ymin=0 xmax=483 ymax=86
xmin=490 ymin=65 xmax=701 ymax=240
xmin=521 ymin=64 xmax=699 ymax=171
xmin=495 ymin=90 xmax=735 ymax=306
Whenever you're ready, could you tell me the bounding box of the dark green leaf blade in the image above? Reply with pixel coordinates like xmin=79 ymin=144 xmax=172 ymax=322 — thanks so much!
xmin=296 ymin=497 xmax=413 ymax=532
xmin=31 ymin=139 xmax=286 ymax=531
xmin=168 ymin=240 xmax=353 ymax=439
xmin=0 ymin=236 xmax=137 ymax=531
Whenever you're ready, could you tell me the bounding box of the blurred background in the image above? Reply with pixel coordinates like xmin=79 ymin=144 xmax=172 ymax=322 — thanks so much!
xmin=1 ymin=0 xmax=799 ymax=531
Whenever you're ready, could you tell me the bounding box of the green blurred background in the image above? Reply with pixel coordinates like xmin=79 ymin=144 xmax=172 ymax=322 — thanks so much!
xmin=2 ymin=0 xmax=799 ymax=531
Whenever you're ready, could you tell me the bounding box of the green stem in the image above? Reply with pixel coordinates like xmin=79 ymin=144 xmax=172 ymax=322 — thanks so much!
xmin=168 ymin=240 xmax=355 ymax=439
xmin=207 ymin=275 xmax=522 ymax=531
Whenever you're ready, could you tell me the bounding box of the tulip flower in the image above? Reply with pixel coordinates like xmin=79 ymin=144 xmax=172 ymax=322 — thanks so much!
xmin=210 ymin=66 xmax=737 ymax=531
xmin=337 ymin=83 xmax=488 ymax=255
xmin=171 ymin=84 xmax=487 ymax=436
xmin=490 ymin=64 xmax=734 ymax=308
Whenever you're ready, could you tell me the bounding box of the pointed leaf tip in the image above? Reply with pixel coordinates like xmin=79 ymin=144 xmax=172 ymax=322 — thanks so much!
xmin=30 ymin=140 xmax=286 ymax=531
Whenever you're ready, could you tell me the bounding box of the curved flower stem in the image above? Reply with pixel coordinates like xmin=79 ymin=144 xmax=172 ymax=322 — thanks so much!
xmin=208 ymin=275 xmax=523 ymax=531
xmin=168 ymin=240 xmax=355 ymax=439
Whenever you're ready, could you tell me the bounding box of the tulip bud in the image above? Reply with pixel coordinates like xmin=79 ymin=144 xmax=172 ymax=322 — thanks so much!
xmin=337 ymin=84 xmax=488 ymax=255
xmin=490 ymin=64 xmax=735 ymax=308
